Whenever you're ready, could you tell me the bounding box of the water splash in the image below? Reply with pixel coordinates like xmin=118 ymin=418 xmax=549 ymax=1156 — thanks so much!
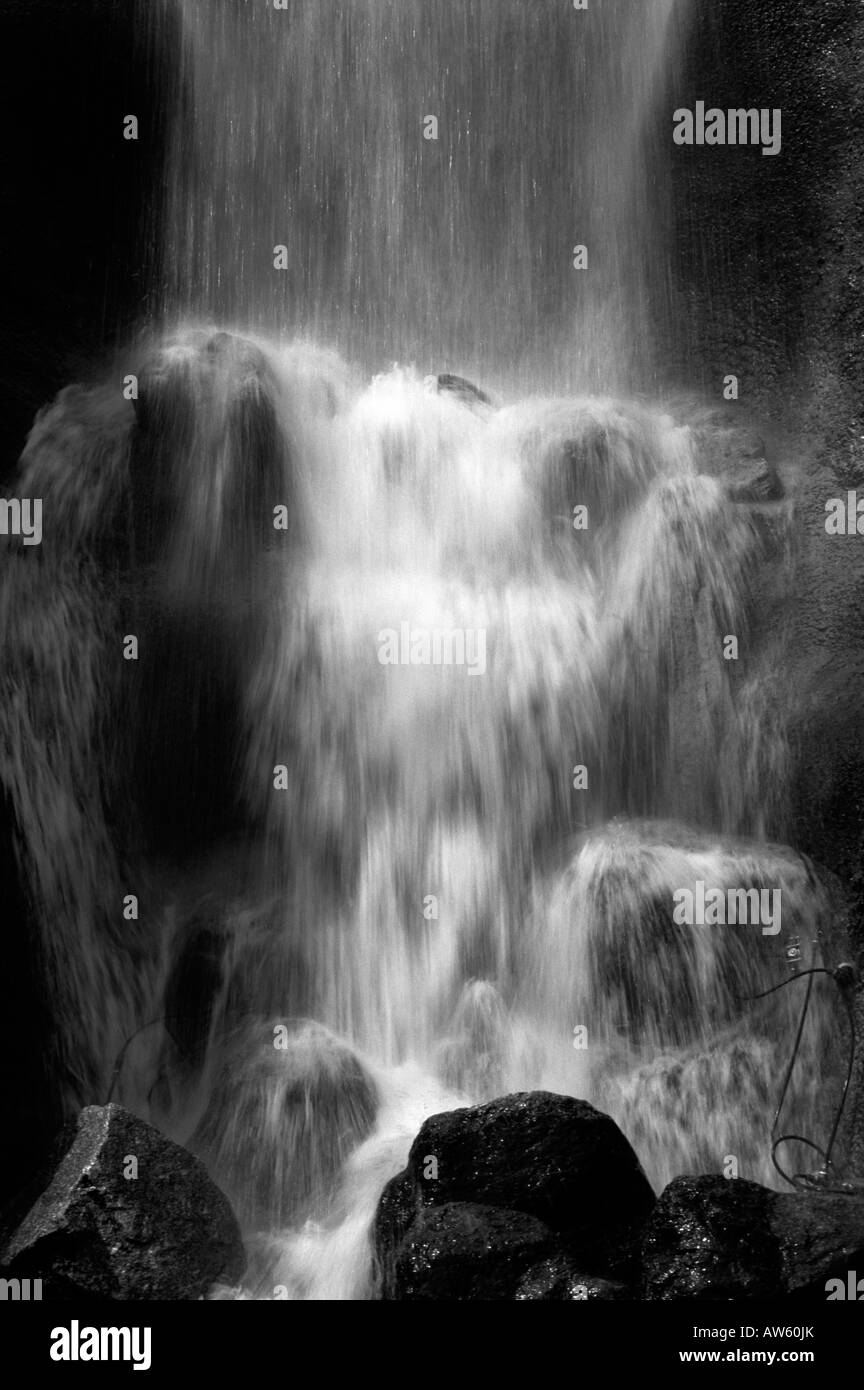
xmin=4 ymin=321 xmax=839 ymax=1301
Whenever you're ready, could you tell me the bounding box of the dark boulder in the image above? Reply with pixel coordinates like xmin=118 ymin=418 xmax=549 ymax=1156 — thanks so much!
xmin=642 ymin=1176 xmax=780 ymax=1300
xmin=405 ymin=1092 xmax=653 ymax=1245
xmin=773 ymin=1189 xmax=864 ymax=1298
xmin=642 ymin=1175 xmax=864 ymax=1300
xmin=0 ymin=1104 xmax=244 ymax=1300
xmin=391 ymin=1202 xmax=553 ymax=1301
xmin=374 ymin=1091 xmax=655 ymax=1295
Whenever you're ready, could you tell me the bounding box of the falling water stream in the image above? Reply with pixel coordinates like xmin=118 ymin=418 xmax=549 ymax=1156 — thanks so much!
xmin=162 ymin=0 xmax=682 ymax=391
xmin=1 ymin=0 xmax=846 ymax=1299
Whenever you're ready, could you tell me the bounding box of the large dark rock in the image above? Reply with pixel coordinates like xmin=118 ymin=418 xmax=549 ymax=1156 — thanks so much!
xmin=773 ymin=1188 xmax=864 ymax=1298
xmin=0 ymin=1105 xmax=244 ymax=1300
xmin=642 ymin=1176 xmax=780 ymax=1300
xmin=391 ymin=1202 xmax=553 ymax=1301
xmin=374 ymin=1091 xmax=655 ymax=1297
xmin=642 ymin=1175 xmax=864 ymax=1300
xmin=406 ymin=1091 xmax=653 ymax=1238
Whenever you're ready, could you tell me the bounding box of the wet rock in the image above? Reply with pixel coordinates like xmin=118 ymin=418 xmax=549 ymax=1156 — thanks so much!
xmin=693 ymin=424 xmax=782 ymax=501
xmin=515 ymin=1257 xmax=633 ymax=1300
xmin=772 ymin=1189 xmax=864 ymax=1297
xmin=131 ymin=327 xmax=293 ymax=575
xmin=373 ymin=1170 xmax=416 ymax=1299
xmin=375 ymin=1091 xmax=655 ymax=1287
xmin=434 ymin=373 xmax=493 ymax=409
xmin=707 ymin=426 xmax=767 ymax=464
xmin=16 ymin=384 xmax=134 ymax=558
xmin=642 ymin=1176 xmax=780 ymax=1300
xmin=515 ymin=398 xmax=668 ymax=536
xmin=391 ymin=1202 xmax=553 ymax=1301
xmin=434 ymin=980 xmax=510 ymax=1103
xmin=642 ymin=1175 xmax=864 ymax=1300
xmin=192 ymin=1020 xmax=379 ymax=1230
xmin=723 ymin=457 xmax=783 ymax=503
xmin=0 ymin=1104 xmax=244 ymax=1300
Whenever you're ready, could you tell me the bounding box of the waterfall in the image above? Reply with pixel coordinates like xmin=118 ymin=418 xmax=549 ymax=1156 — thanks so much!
xmin=162 ymin=0 xmax=682 ymax=391
xmin=0 ymin=0 xmax=847 ymax=1300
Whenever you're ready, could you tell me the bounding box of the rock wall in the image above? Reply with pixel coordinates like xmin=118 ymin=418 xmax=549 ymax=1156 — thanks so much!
xmin=0 ymin=0 xmax=174 ymax=479
xmin=666 ymin=0 xmax=864 ymax=930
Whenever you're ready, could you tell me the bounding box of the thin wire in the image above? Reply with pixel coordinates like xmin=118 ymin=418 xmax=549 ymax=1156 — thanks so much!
xmin=104 ymin=1005 xmax=302 ymax=1104
xmin=742 ymin=963 xmax=857 ymax=1193
xmin=105 ymin=1015 xmax=180 ymax=1104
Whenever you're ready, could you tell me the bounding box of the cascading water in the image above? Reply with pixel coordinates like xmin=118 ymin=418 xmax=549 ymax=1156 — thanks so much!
xmin=161 ymin=0 xmax=683 ymax=391
xmin=1 ymin=0 xmax=848 ymax=1300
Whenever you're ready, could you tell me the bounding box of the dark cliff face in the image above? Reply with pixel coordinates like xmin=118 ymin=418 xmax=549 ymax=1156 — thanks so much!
xmin=666 ymin=0 xmax=864 ymax=418
xmin=0 ymin=0 xmax=176 ymax=481
xmin=0 ymin=0 xmax=173 ymax=1199
xmin=665 ymin=0 xmax=864 ymax=918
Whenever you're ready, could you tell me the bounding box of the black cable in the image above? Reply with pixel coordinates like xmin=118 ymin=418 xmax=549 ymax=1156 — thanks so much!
xmin=105 ymin=1014 xmax=182 ymax=1104
xmin=770 ymin=968 xmax=815 ymax=1134
xmin=823 ymin=971 xmax=856 ymax=1170
xmin=105 ymin=1005 xmax=300 ymax=1105
xmin=743 ymin=965 xmax=836 ymax=1002
xmin=741 ymin=962 xmax=857 ymax=1193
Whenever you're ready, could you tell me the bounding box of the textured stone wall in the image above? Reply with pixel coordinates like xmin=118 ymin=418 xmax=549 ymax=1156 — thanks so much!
xmin=667 ymin=0 xmax=864 ymax=924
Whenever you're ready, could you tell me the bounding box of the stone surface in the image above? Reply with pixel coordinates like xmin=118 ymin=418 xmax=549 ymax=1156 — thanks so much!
xmin=374 ymin=1091 xmax=656 ymax=1296
xmin=722 ymin=457 xmax=783 ymax=504
xmin=642 ymin=1176 xmax=780 ymax=1300
xmin=405 ymin=1092 xmax=654 ymax=1244
xmin=691 ymin=424 xmax=782 ymax=502
xmin=642 ymin=1175 xmax=864 ymax=1300
xmin=373 ymin=1169 xmax=416 ymax=1299
xmin=391 ymin=1202 xmax=553 ymax=1301
xmin=772 ymin=1189 xmax=864 ymax=1297
xmin=0 ymin=1104 xmax=244 ymax=1300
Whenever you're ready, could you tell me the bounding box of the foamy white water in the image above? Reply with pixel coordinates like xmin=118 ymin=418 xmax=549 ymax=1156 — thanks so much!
xmin=1 ymin=0 xmax=844 ymax=1302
